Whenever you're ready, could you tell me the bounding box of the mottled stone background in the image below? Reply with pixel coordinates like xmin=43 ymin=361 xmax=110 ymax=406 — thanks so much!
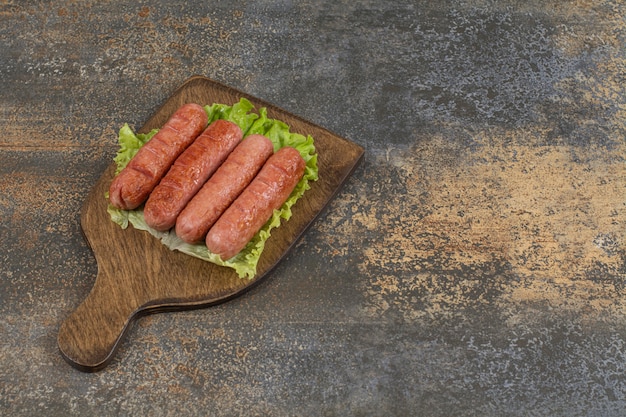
xmin=1 ymin=1 xmax=624 ymax=416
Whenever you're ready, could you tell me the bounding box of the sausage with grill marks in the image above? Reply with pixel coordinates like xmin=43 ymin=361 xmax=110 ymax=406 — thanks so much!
xmin=143 ymin=119 xmax=243 ymax=231
xmin=205 ymin=146 xmax=306 ymax=260
xmin=108 ymin=103 xmax=207 ymax=210
xmin=175 ymin=134 xmax=274 ymax=243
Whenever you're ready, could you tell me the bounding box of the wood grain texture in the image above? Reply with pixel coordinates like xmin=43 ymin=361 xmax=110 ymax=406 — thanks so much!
xmin=57 ymin=76 xmax=364 ymax=372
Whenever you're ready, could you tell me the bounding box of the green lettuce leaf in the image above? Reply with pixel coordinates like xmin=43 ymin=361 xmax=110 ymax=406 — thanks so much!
xmin=113 ymin=124 xmax=158 ymax=175
xmin=107 ymin=98 xmax=318 ymax=279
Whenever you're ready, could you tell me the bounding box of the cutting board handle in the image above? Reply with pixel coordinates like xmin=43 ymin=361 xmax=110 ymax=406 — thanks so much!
xmin=58 ymin=269 xmax=143 ymax=372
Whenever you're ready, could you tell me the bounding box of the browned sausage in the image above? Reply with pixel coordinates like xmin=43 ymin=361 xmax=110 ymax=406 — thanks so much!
xmin=205 ymin=146 xmax=306 ymax=260
xmin=108 ymin=103 xmax=207 ymax=210
xmin=175 ymin=134 xmax=274 ymax=243
xmin=143 ymin=119 xmax=243 ymax=231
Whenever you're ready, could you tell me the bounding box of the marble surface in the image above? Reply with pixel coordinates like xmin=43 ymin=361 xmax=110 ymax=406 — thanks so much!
xmin=1 ymin=1 xmax=625 ymax=416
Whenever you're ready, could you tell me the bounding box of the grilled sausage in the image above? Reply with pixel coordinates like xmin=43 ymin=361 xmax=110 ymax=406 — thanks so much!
xmin=108 ymin=103 xmax=207 ymax=210
xmin=205 ymin=146 xmax=306 ymax=260
xmin=175 ymin=134 xmax=274 ymax=243
xmin=143 ymin=119 xmax=243 ymax=231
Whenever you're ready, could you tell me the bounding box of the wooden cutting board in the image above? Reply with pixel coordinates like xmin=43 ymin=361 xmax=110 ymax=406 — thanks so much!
xmin=57 ymin=76 xmax=364 ymax=372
